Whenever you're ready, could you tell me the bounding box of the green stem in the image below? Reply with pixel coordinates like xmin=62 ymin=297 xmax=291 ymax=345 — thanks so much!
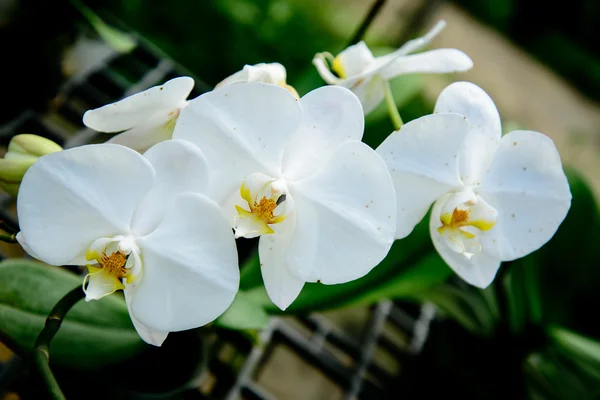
xmin=0 ymin=231 xmax=16 ymax=243
xmin=382 ymin=80 xmax=403 ymax=131
xmin=34 ymin=286 xmax=85 ymax=400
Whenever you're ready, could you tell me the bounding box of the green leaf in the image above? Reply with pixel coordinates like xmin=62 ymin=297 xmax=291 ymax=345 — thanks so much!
xmin=214 ymin=291 xmax=270 ymax=331
xmin=239 ymin=250 xmax=262 ymax=291
xmin=71 ymin=0 xmax=137 ymax=53
xmin=549 ymin=325 xmax=600 ymax=372
xmin=416 ymin=284 xmax=496 ymax=334
xmin=0 ymin=259 xmax=145 ymax=369
xmin=341 ymin=252 xmax=453 ymax=308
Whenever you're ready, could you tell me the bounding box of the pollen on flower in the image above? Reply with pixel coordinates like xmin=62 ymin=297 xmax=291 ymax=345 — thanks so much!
xmin=98 ymin=252 xmax=129 ymax=279
xmin=234 ymin=179 xmax=289 ymax=238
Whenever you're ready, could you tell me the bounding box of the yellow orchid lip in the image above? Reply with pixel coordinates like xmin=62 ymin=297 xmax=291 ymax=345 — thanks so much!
xmin=83 ymin=250 xmax=135 ymax=300
xmin=235 ymin=180 xmax=286 ymax=237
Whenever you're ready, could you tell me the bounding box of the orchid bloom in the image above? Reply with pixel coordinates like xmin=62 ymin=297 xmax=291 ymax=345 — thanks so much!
xmin=376 ymin=82 xmax=571 ymax=288
xmin=173 ymin=82 xmax=396 ymax=310
xmin=17 ymin=140 xmax=239 ymax=346
xmin=313 ymin=21 xmax=473 ymax=114
xmin=83 ymin=77 xmax=194 ymax=152
xmin=215 ymin=62 xmax=299 ymax=98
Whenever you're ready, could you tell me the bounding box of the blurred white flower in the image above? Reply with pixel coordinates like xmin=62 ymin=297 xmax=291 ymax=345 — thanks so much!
xmin=174 ymin=82 xmax=396 ymax=310
xmin=377 ymin=82 xmax=571 ymax=288
xmin=313 ymin=21 xmax=472 ymax=114
xmin=216 ymin=62 xmax=299 ymax=98
xmin=83 ymin=77 xmax=194 ymax=152
xmin=17 ymin=140 xmax=239 ymax=346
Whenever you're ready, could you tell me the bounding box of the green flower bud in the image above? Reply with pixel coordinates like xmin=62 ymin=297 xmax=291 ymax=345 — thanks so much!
xmin=0 ymin=134 xmax=62 ymax=197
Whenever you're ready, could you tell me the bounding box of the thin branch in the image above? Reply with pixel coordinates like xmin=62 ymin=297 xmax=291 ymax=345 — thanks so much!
xmin=347 ymin=0 xmax=386 ymax=46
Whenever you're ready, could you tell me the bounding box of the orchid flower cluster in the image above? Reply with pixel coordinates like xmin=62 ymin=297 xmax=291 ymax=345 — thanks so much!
xmin=11 ymin=22 xmax=571 ymax=346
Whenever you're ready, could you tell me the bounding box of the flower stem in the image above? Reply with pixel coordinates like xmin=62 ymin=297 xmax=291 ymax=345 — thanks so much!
xmin=0 ymin=232 xmax=16 ymax=243
xmin=382 ymin=80 xmax=403 ymax=131
xmin=34 ymin=286 xmax=85 ymax=400
xmin=347 ymin=0 xmax=386 ymax=46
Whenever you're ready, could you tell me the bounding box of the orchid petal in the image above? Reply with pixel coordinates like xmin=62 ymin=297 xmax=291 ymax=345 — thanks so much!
xmin=17 ymin=144 xmax=154 ymax=265
xmin=430 ymin=193 xmax=501 ymax=288
xmin=83 ymin=266 xmax=124 ymax=301
xmin=380 ymin=49 xmax=472 ymax=80
xmin=107 ymin=117 xmax=177 ymax=153
xmin=343 ymin=74 xmax=385 ymax=115
xmin=133 ymin=193 xmax=239 ymax=332
xmin=83 ymin=77 xmax=194 ymax=133
xmin=479 ymin=130 xmax=571 ymax=261
xmin=125 ymin=289 xmax=169 ymax=346
xmin=216 ymin=63 xmax=287 ymax=87
xmin=435 ymin=82 xmax=502 ymax=186
xmin=283 ymin=86 xmax=364 ymax=180
xmin=131 ymin=140 xmax=209 ymax=236
xmin=288 ymin=141 xmax=396 ymax=284
xmin=312 ymin=53 xmax=342 ymax=85
xmin=173 ymin=82 xmax=302 ymax=202
xmin=376 ymin=113 xmax=468 ymax=238
xmin=258 ymin=215 xmax=305 ymax=310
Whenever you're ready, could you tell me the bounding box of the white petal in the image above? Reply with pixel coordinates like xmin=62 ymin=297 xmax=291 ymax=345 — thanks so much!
xmin=131 ymin=140 xmax=209 ymax=236
xmin=430 ymin=194 xmax=501 ymax=288
xmin=376 ymin=113 xmax=468 ymax=238
xmin=17 ymin=144 xmax=155 ymax=265
xmin=435 ymin=82 xmax=502 ymax=186
xmin=394 ymin=20 xmax=447 ymax=56
xmin=332 ymin=41 xmax=375 ymax=78
xmin=478 ymin=130 xmax=571 ymax=261
xmin=133 ymin=193 xmax=239 ymax=332
xmin=288 ymin=141 xmax=396 ymax=284
xmin=125 ymin=289 xmax=169 ymax=346
xmin=300 ymin=86 xmax=364 ymax=142
xmin=343 ymin=74 xmax=385 ymax=115
xmin=312 ymin=53 xmax=342 ymax=84
xmin=173 ymin=82 xmax=302 ymax=202
xmin=282 ymin=86 xmax=364 ymax=180
xmin=107 ymin=117 xmax=176 ymax=153
xmin=380 ymin=49 xmax=473 ymax=80
xmin=83 ymin=269 xmax=122 ymax=301
xmin=216 ymin=63 xmax=287 ymax=87
xmin=83 ymin=77 xmax=194 ymax=133
xmin=258 ymin=215 xmax=305 ymax=310
xmin=434 ymin=81 xmax=501 ymax=135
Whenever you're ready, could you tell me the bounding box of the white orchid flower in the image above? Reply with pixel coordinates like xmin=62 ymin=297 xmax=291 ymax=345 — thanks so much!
xmin=215 ymin=62 xmax=299 ymax=98
xmin=173 ymin=82 xmax=396 ymax=310
xmin=376 ymin=82 xmax=571 ymax=288
xmin=16 ymin=140 xmax=239 ymax=346
xmin=313 ymin=21 xmax=473 ymax=115
xmin=83 ymin=77 xmax=194 ymax=152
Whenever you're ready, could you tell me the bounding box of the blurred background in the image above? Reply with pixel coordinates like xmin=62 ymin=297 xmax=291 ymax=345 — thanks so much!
xmin=0 ymin=0 xmax=599 ymax=399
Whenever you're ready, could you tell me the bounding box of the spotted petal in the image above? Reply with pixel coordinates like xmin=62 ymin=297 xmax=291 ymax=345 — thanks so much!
xmin=479 ymin=130 xmax=571 ymax=261
xmin=376 ymin=113 xmax=469 ymax=238
xmin=287 ymin=141 xmax=396 ymax=284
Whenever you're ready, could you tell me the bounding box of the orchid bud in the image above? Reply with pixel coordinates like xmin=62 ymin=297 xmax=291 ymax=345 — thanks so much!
xmin=0 ymin=134 xmax=62 ymax=196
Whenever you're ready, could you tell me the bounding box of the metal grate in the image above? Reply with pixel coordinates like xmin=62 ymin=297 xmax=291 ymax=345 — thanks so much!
xmin=0 ymin=36 xmax=433 ymax=399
